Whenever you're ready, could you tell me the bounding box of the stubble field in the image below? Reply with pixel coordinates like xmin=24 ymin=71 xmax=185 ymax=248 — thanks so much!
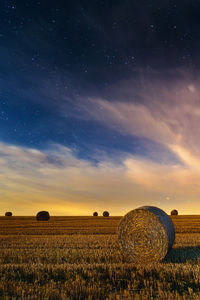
xmin=1 ymin=215 xmax=200 ymax=299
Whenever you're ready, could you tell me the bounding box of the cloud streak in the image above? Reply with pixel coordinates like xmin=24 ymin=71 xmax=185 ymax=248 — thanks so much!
xmin=2 ymin=71 xmax=200 ymax=215
xmin=0 ymin=137 xmax=200 ymax=215
xmin=0 ymin=142 xmax=137 ymax=215
xmin=84 ymin=74 xmax=200 ymax=153
xmin=57 ymin=71 xmax=200 ymax=214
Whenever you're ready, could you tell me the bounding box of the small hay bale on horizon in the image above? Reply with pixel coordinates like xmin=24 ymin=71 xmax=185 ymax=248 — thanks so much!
xmin=5 ymin=212 xmax=12 ymax=217
xmin=171 ymin=209 xmax=178 ymax=216
xmin=103 ymin=211 xmax=109 ymax=217
xmin=93 ymin=212 xmax=98 ymax=216
xmin=36 ymin=211 xmax=50 ymax=221
xmin=118 ymin=206 xmax=175 ymax=263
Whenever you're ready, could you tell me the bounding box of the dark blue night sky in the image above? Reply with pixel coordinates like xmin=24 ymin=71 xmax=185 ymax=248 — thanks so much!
xmin=1 ymin=1 xmax=199 ymax=157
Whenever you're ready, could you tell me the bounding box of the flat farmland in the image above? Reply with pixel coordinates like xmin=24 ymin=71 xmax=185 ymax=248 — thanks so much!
xmin=0 ymin=216 xmax=121 ymax=235
xmin=1 ymin=215 xmax=200 ymax=299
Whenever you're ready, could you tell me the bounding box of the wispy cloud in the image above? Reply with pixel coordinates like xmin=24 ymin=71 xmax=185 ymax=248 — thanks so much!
xmin=0 ymin=137 xmax=200 ymax=215
xmin=2 ymin=71 xmax=200 ymax=215
xmin=75 ymin=71 xmax=200 ymax=157
xmin=58 ymin=71 xmax=200 ymax=214
xmin=0 ymin=142 xmax=136 ymax=215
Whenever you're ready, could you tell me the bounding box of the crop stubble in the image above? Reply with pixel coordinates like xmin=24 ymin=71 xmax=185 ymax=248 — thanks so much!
xmin=0 ymin=215 xmax=200 ymax=299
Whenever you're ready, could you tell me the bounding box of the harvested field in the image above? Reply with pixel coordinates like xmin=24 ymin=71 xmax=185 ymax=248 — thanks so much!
xmin=0 ymin=216 xmax=121 ymax=235
xmin=1 ymin=215 xmax=200 ymax=299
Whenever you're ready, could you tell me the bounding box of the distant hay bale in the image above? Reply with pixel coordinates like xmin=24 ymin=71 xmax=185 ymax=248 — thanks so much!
xmin=5 ymin=212 xmax=12 ymax=217
xmin=36 ymin=211 xmax=50 ymax=221
xmin=93 ymin=212 xmax=98 ymax=217
xmin=103 ymin=211 xmax=109 ymax=217
xmin=118 ymin=206 xmax=175 ymax=263
xmin=171 ymin=209 xmax=178 ymax=216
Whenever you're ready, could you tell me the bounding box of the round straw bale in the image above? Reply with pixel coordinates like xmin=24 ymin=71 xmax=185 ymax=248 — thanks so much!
xmin=93 ymin=212 xmax=98 ymax=216
xmin=118 ymin=206 xmax=175 ymax=263
xmin=36 ymin=211 xmax=50 ymax=221
xmin=103 ymin=211 xmax=109 ymax=217
xmin=171 ymin=209 xmax=178 ymax=216
xmin=5 ymin=212 xmax=12 ymax=217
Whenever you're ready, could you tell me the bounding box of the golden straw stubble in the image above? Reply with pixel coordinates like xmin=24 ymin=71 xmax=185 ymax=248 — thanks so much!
xmin=118 ymin=206 xmax=175 ymax=263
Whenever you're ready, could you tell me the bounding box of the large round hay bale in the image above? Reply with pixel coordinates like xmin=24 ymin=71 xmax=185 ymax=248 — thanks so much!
xmin=103 ymin=211 xmax=109 ymax=217
xmin=171 ymin=209 xmax=178 ymax=216
xmin=5 ymin=212 xmax=12 ymax=217
xmin=118 ymin=206 xmax=175 ymax=263
xmin=93 ymin=212 xmax=98 ymax=217
xmin=36 ymin=211 xmax=50 ymax=221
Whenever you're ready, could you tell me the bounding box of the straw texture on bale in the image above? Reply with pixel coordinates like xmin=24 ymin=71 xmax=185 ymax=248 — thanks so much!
xmin=5 ymin=212 xmax=12 ymax=217
xmin=103 ymin=211 xmax=109 ymax=217
xmin=118 ymin=206 xmax=175 ymax=263
xmin=93 ymin=212 xmax=98 ymax=216
xmin=36 ymin=211 xmax=50 ymax=221
xmin=171 ymin=209 xmax=178 ymax=216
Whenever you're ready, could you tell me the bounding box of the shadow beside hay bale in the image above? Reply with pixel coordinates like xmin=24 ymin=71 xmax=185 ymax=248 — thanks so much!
xmin=164 ymin=246 xmax=200 ymax=263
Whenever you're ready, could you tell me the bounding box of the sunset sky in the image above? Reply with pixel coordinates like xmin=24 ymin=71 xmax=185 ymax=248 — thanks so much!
xmin=1 ymin=1 xmax=200 ymax=215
